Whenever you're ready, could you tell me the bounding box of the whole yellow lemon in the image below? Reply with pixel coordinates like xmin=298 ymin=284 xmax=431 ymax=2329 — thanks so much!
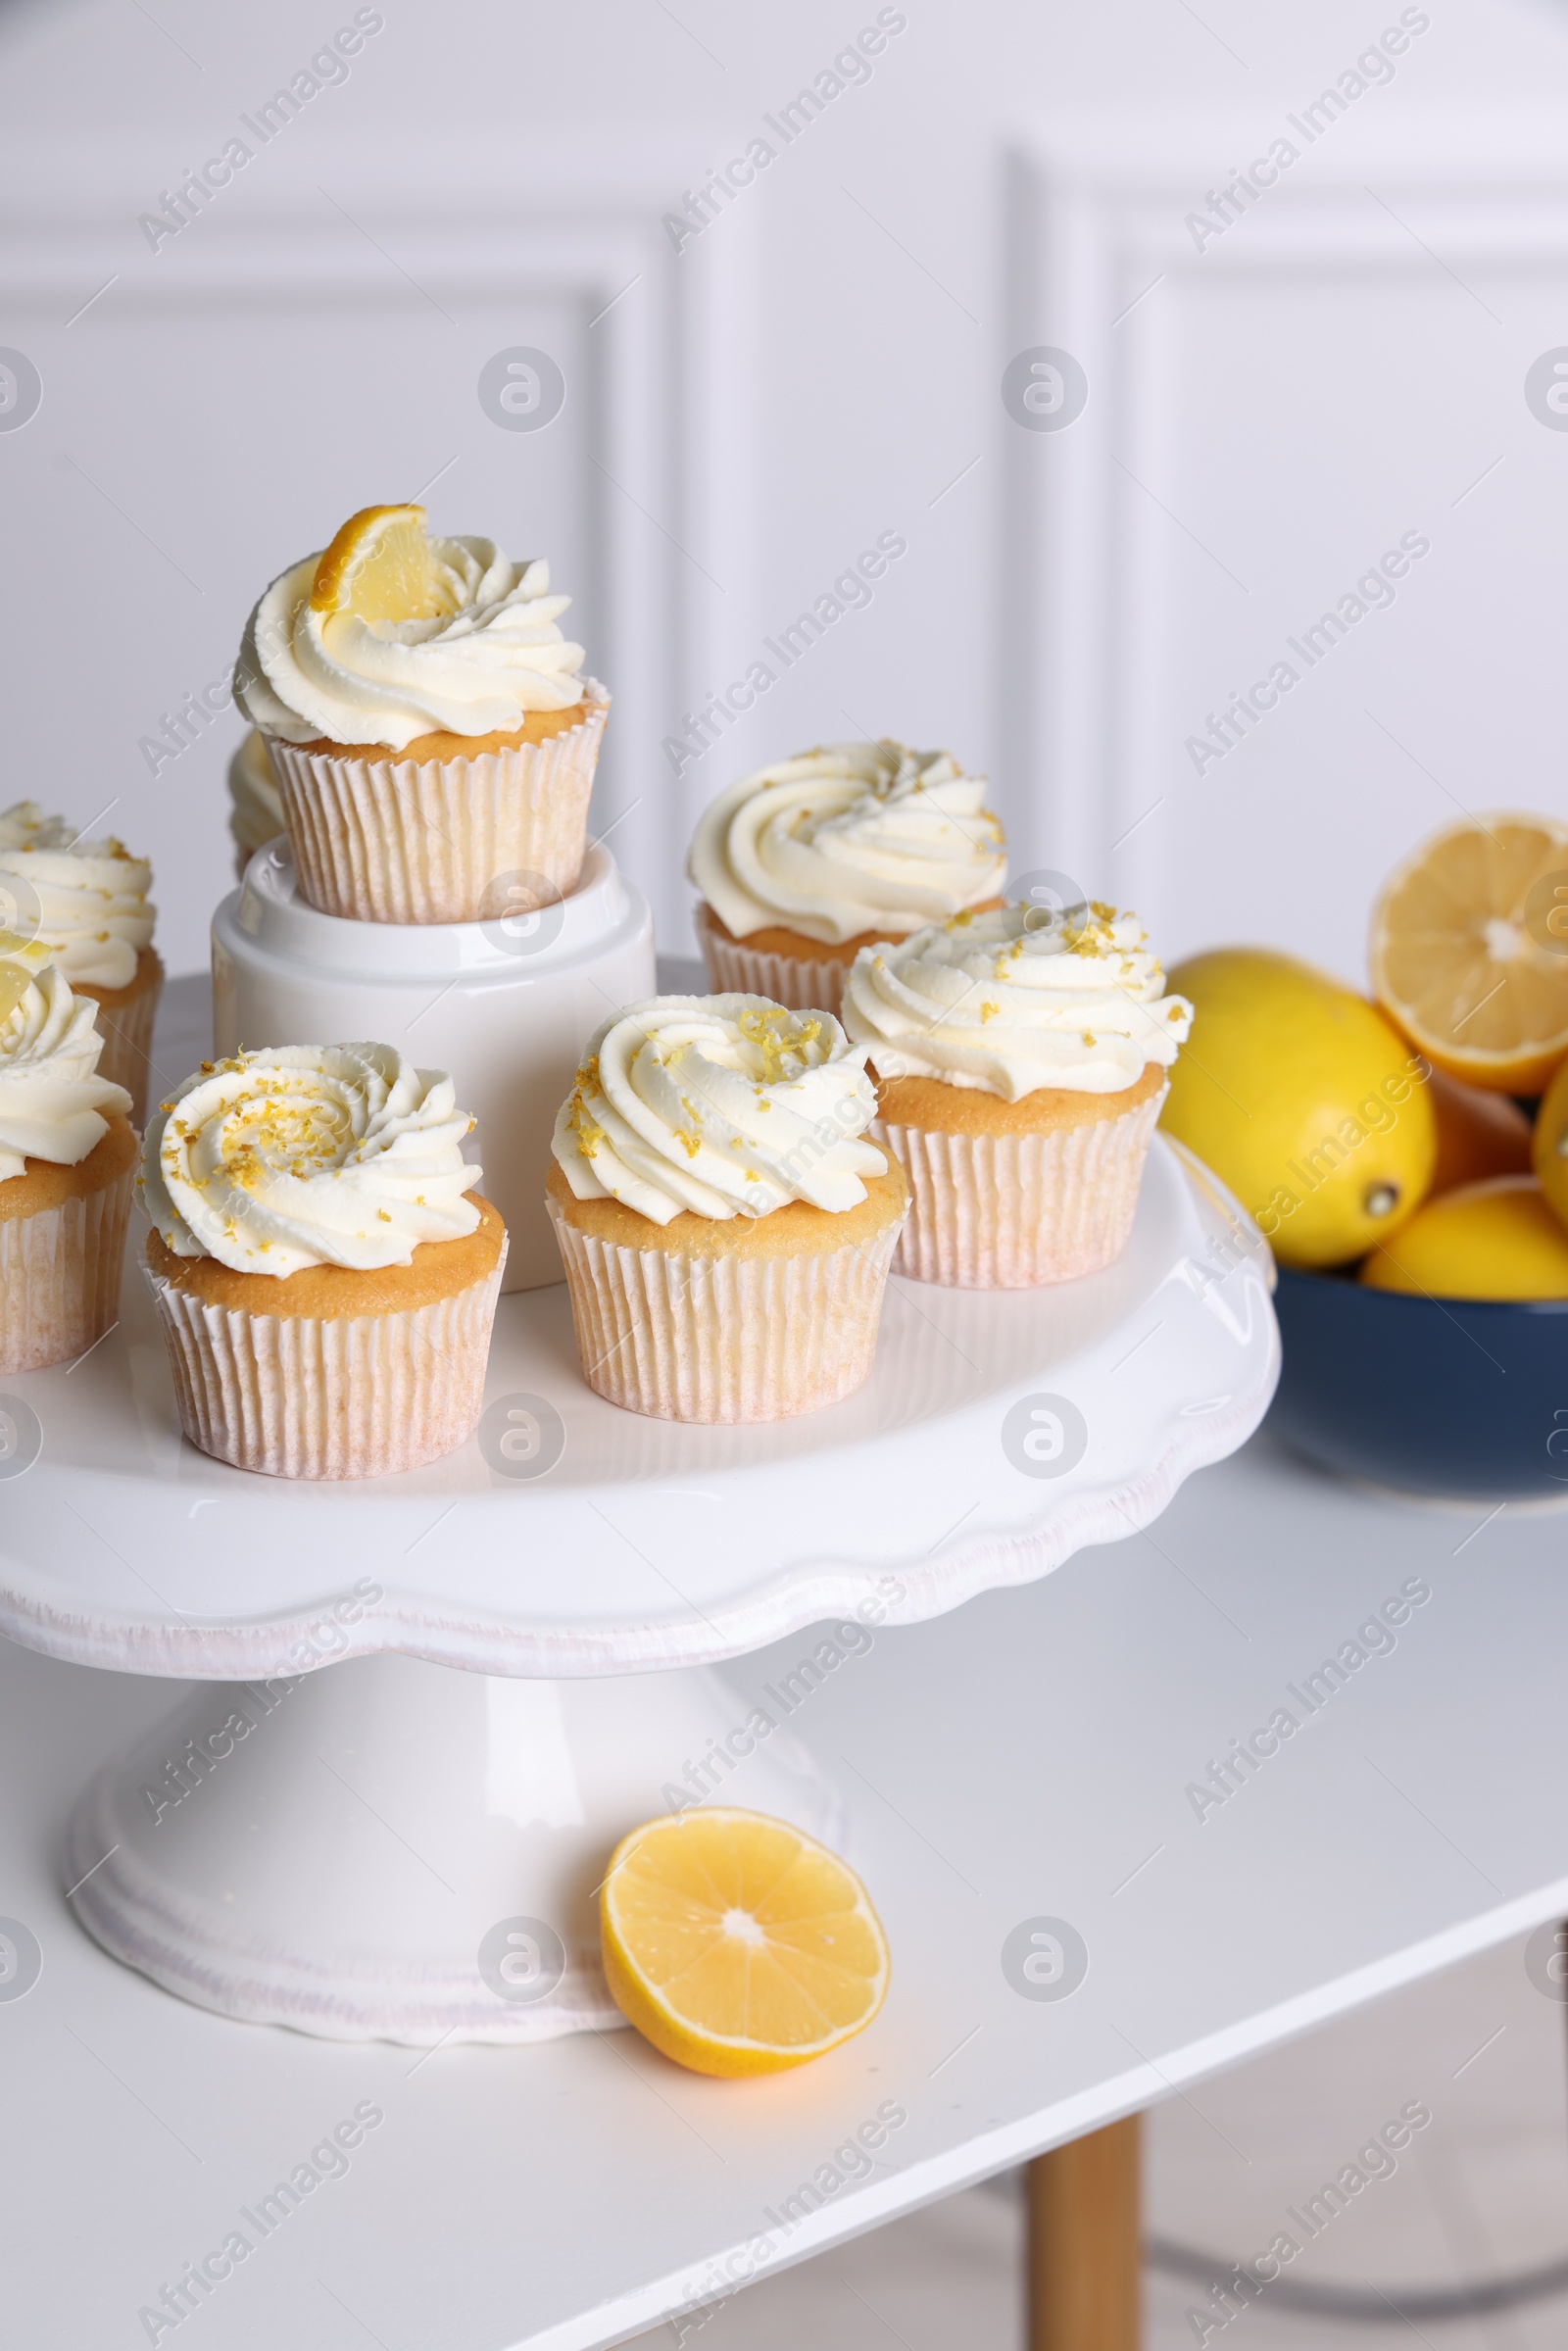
xmin=1531 ymin=1055 xmax=1568 ymax=1233
xmin=1360 ymin=1175 xmax=1568 ymax=1298
xmin=1161 ymin=949 xmax=1437 ymax=1268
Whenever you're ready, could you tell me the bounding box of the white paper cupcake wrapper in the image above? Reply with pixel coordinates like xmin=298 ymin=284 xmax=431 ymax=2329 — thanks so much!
xmin=549 ymin=1201 xmax=903 ymax=1423
xmin=143 ymin=1245 xmax=506 ymax=1480
xmin=0 ymin=1160 xmax=133 ymax=1374
xmin=695 ymin=908 xmax=853 ymax=1018
xmin=268 ymin=679 xmax=610 ymax=925
xmin=84 ymin=966 xmax=163 ymax=1131
xmin=874 ymin=1084 xmax=1166 ymax=1288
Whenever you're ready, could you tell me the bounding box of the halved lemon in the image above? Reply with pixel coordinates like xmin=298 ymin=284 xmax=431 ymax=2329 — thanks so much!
xmin=309 ymin=503 xmax=450 ymax=622
xmin=1371 ymin=813 xmax=1568 ymax=1093
xmin=600 ymin=1807 xmax=890 ymax=2078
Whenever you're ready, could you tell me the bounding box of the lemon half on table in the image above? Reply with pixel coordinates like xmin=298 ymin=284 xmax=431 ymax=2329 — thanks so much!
xmin=600 ymin=1808 xmax=890 ymax=2078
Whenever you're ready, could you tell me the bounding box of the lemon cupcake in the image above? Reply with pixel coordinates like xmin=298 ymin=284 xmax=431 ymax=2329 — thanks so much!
xmin=843 ymin=902 xmax=1192 ymax=1287
xmin=0 ymin=802 xmax=161 ymax=1125
xmin=236 ymin=504 xmax=609 ymax=925
xmin=687 ymin=741 xmax=1005 ymax=1017
xmin=226 ymin=727 xmax=285 ymax=877
xmin=547 ymin=995 xmax=907 ymax=1423
xmin=0 ymin=933 xmax=136 ymax=1373
xmin=138 ymin=1043 xmax=506 ymax=1479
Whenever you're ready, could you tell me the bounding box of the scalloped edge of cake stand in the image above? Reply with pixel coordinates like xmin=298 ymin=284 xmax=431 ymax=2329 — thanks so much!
xmin=0 ymin=1145 xmax=1279 ymax=1683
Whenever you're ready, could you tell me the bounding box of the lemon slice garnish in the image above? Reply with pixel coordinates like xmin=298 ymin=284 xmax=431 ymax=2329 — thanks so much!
xmin=309 ymin=503 xmax=452 ymax=623
xmin=600 ymin=1806 xmax=890 ymax=2078
xmin=0 ymin=931 xmax=47 ymax=1027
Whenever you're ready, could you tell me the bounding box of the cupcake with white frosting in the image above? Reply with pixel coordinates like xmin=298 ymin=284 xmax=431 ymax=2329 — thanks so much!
xmin=0 ymin=933 xmax=136 ymax=1372
xmin=0 ymin=803 xmax=161 ymax=1125
xmin=236 ymin=503 xmax=609 ymax=925
xmin=843 ymin=902 xmax=1193 ymax=1287
xmin=139 ymin=1042 xmax=507 ymax=1478
xmin=687 ymin=741 xmax=1005 ymax=1017
xmin=547 ymin=995 xmax=908 ymax=1422
xmin=226 ymin=727 xmax=285 ymax=876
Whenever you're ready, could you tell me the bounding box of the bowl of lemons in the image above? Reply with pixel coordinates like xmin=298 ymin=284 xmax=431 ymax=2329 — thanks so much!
xmin=1162 ymin=810 xmax=1568 ymax=1502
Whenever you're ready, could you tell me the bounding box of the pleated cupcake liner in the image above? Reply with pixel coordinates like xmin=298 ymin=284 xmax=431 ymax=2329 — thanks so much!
xmin=694 ymin=909 xmax=854 ymax=1019
xmin=548 ymin=1202 xmax=905 ymax=1423
xmin=873 ymin=1084 xmax=1166 ymax=1288
xmin=143 ymin=1246 xmax=506 ymax=1480
xmin=268 ymin=678 xmax=610 ymax=925
xmin=0 ymin=1160 xmax=133 ymax=1373
xmin=83 ymin=960 xmax=163 ymax=1130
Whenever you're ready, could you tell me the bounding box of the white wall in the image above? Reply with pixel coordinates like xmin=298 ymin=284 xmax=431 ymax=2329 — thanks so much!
xmin=3 ymin=0 xmax=1568 ymax=987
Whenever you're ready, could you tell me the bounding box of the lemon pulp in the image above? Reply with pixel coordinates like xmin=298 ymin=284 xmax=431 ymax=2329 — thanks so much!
xmin=599 ymin=1807 xmax=890 ymax=2078
xmin=309 ymin=503 xmax=452 ymax=623
xmin=1371 ymin=812 xmax=1568 ymax=1093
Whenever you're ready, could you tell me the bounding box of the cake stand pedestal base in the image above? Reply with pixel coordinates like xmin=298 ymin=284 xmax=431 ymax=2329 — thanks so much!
xmin=64 ymin=1653 xmax=841 ymax=2044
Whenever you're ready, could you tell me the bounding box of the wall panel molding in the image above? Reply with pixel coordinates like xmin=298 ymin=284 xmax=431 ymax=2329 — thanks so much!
xmin=1001 ymin=114 xmax=1568 ymax=956
xmin=0 ymin=148 xmax=740 ymax=953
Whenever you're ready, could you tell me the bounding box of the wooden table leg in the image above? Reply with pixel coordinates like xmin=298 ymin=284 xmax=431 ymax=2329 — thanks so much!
xmin=1026 ymin=2114 xmax=1142 ymax=2351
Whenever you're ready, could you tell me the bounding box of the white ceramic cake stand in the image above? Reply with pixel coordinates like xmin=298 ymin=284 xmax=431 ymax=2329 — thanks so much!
xmin=0 ymin=1140 xmax=1275 ymax=2045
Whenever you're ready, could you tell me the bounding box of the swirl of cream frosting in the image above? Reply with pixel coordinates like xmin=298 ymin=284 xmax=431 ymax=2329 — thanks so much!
xmin=0 ymin=936 xmax=132 ymax=1181
xmin=687 ymin=741 xmax=1006 ymax=946
xmin=235 ymin=540 xmax=587 ymax=751
xmin=0 ymin=803 xmax=156 ymax=991
xmin=842 ymin=903 xmax=1194 ymax=1099
xmin=227 ymin=730 xmax=284 ymax=858
xmin=138 ymin=1043 xmax=483 ymax=1277
xmin=551 ymin=995 xmax=888 ymax=1226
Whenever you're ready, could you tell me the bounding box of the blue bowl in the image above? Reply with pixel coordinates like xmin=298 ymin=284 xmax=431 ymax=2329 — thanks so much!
xmin=1269 ymin=1266 xmax=1568 ymax=1500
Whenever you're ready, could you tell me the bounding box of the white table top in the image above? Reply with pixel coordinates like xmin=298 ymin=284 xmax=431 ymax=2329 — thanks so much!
xmin=6 ymin=1429 xmax=1567 ymax=2350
